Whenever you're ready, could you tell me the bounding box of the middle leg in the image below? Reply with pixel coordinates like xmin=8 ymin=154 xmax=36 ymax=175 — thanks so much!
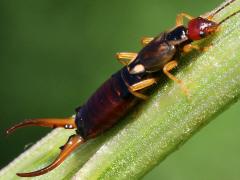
xmin=128 ymin=78 xmax=158 ymax=100
xmin=116 ymin=52 xmax=137 ymax=65
xmin=163 ymin=60 xmax=189 ymax=96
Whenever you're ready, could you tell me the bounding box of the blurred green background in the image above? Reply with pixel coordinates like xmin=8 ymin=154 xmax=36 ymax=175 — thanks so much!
xmin=1 ymin=0 xmax=240 ymax=179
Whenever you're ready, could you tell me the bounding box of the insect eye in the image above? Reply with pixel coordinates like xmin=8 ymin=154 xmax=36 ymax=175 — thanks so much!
xmin=199 ymin=31 xmax=205 ymax=37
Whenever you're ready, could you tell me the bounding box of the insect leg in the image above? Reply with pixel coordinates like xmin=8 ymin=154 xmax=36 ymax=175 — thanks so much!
xmin=141 ymin=37 xmax=154 ymax=46
xmin=6 ymin=117 xmax=76 ymax=134
xmin=183 ymin=44 xmax=200 ymax=53
xmin=128 ymin=78 xmax=158 ymax=100
xmin=163 ymin=60 xmax=189 ymax=96
xmin=116 ymin=52 xmax=137 ymax=65
xmin=183 ymin=44 xmax=211 ymax=54
xmin=128 ymin=89 xmax=149 ymax=100
xmin=176 ymin=13 xmax=195 ymax=26
xmin=130 ymin=78 xmax=158 ymax=91
xmin=16 ymin=134 xmax=84 ymax=177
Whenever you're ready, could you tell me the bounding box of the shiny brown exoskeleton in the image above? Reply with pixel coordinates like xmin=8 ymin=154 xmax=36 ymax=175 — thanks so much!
xmin=6 ymin=0 xmax=240 ymax=177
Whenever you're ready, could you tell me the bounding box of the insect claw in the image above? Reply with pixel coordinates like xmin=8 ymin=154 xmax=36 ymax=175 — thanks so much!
xmin=6 ymin=118 xmax=76 ymax=135
xmin=16 ymin=135 xmax=84 ymax=177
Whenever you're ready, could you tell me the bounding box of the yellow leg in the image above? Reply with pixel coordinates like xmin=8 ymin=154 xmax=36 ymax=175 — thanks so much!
xmin=183 ymin=44 xmax=200 ymax=53
xmin=163 ymin=61 xmax=189 ymax=96
xmin=116 ymin=52 xmax=137 ymax=65
xmin=128 ymin=89 xmax=149 ymax=100
xmin=141 ymin=37 xmax=154 ymax=46
xmin=130 ymin=78 xmax=158 ymax=91
xmin=128 ymin=78 xmax=158 ymax=100
xmin=176 ymin=13 xmax=195 ymax=26
xmin=183 ymin=44 xmax=211 ymax=54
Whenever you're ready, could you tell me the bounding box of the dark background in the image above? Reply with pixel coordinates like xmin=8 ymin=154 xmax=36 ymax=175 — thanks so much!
xmin=1 ymin=0 xmax=240 ymax=179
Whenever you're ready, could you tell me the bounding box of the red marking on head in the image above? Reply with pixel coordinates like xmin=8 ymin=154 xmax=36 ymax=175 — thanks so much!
xmin=187 ymin=17 xmax=219 ymax=40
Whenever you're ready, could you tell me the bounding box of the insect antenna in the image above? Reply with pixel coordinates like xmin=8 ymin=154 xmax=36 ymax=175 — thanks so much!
xmin=218 ymin=9 xmax=240 ymax=25
xmin=209 ymin=0 xmax=237 ymax=18
xmin=206 ymin=0 xmax=240 ymax=25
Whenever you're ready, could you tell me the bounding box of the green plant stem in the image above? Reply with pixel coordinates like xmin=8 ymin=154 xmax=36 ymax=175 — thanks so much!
xmin=1 ymin=0 xmax=240 ymax=179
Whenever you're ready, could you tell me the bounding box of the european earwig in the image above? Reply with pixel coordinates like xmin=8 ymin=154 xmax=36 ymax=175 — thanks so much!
xmin=6 ymin=0 xmax=240 ymax=177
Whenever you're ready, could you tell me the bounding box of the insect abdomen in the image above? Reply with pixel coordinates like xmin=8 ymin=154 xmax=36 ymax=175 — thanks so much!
xmin=75 ymin=68 xmax=138 ymax=139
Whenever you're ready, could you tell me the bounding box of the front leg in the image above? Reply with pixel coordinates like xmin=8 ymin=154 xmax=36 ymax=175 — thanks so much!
xmin=141 ymin=37 xmax=154 ymax=46
xmin=183 ymin=44 xmax=212 ymax=54
xmin=176 ymin=13 xmax=195 ymax=26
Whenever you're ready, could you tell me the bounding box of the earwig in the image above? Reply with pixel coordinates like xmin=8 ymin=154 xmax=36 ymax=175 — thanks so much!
xmin=6 ymin=0 xmax=240 ymax=177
